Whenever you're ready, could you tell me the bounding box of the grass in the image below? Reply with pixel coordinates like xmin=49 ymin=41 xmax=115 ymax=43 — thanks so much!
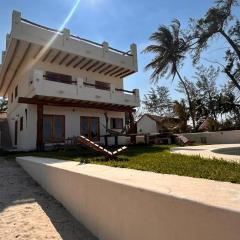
xmin=3 ymin=144 xmax=240 ymax=184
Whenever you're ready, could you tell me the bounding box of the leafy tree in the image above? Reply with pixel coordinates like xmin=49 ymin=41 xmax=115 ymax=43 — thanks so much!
xmin=172 ymin=100 xmax=189 ymax=132
xmin=189 ymin=0 xmax=240 ymax=90
xmin=142 ymin=86 xmax=173 ymax=116
xmin=176 ymin=78 xmax=197 ymax=130
xmin=194 ymin=65 xmax=219 ymax=120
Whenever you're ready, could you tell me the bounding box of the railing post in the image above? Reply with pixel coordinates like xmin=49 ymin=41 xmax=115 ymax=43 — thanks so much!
xmin=12 ymin=11 xmax=21 ymax=37
xmin=102 ymin=41 xmax=109 ymax=57
xmin=110 ymin=83 xmax=115 ymax=98
xmin=63 ymin=28 xmax=70 ymax=46
xmin=130 ymin=43 xmax=138 ymax=71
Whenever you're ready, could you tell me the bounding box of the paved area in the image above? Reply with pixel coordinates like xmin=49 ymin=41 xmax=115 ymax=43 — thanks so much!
xmin=171 ymin=144 xmax=240 ymax=163
xmin=0 ymin=158 xmax=97 ymax=240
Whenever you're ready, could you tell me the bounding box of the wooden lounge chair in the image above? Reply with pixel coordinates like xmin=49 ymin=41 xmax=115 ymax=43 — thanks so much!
xmin=177 ymin=135 xmax=195 ymax=146
xmin=77 ymin=135 xmax=127 ymax=159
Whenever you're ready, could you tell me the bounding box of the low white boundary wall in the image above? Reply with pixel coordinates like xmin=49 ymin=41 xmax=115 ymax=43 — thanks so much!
xmin=181 ymin=130 xmax=240 ymax=144
xmin=17 ymin=157 xmax=240 ymax=240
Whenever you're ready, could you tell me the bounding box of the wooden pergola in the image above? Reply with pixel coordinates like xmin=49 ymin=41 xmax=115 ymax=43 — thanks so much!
xmin=18 ymin=96 xmax=135 ymax=151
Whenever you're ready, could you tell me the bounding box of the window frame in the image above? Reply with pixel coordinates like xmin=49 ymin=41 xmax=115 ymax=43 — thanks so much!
xmin=15 ymin=86 xmax=18 ymax=98
xmin=20 ymin=116 xmax=23 ymax=131
xmin=110 ymin=118 xmax=123 ymax=129
xmin=44 ymin=71 xmax=73 ymax=84
xmin=43 ymin=115 xmax=65 ymax=143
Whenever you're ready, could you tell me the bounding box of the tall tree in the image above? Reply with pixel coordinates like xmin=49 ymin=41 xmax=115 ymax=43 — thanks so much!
xmin=176 ymin=78 xmax=197 ymax=131
xmin=143 ymin=19 xmax=196 ymax=130
xmin=194 ymin=65 xmax=219 ymax=120
xmin=172 ymin=100 xmax=189 ymax=132
xmin=142 ymin=86 xmax=173 ymax=116
xmin=190 ymin=0 xmax=240 ymax=90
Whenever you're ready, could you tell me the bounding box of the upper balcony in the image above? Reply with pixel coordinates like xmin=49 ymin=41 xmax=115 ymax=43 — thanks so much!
xmin=0 ymin=10 xmax=138 ymax=97
xmin=18 ymin=69 xmax=140 ymax=112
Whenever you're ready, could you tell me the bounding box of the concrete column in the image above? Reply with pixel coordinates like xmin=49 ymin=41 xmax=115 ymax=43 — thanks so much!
xmin=33 ymin=69 xmax=44 ymax=90
xmin=6 ymin=34 xmax=10 ymax=49
xmin=130 ymin=43 xmax=138 ymax=71
xmin=102 ymin=41 xmax=109 ymax=57
xmin=12 ymin=11 xmax=21 ymax=37
xmin=1 ymin=51 xmax=5 ymax=64
xmin=110 ymin=83 xmax=115 ymax=98
xmin=63 ymin=28 xmax=70 ymax=46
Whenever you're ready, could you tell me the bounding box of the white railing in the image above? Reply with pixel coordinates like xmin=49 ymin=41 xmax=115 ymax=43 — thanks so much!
xmin=30 ymin=70 xmax=140 ymax=107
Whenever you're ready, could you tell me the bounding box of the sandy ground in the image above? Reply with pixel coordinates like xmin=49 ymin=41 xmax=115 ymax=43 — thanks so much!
xmin=0 ymin=158 xmax=97 ymax=240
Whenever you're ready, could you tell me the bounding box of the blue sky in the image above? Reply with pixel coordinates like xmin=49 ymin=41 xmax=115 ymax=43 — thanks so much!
xmin=0 ymin=0 xmax=228 ymax=100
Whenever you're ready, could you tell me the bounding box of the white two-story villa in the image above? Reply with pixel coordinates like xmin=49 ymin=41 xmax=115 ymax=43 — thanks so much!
xmin=0 ymin=11 xmax=140 ymax=151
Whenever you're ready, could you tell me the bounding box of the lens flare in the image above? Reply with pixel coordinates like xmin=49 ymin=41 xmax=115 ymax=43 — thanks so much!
xmin=25 ymin=0 xmax=81 ymax=72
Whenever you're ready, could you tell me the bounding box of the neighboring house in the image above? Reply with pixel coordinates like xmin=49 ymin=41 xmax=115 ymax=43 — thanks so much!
xmin=137 ymin=114 xmax=180 ymax=134
xmin=0 ymin=11 xmax=140 ymax=151
xmin=198 ymin=117 xmax=218 ymax=132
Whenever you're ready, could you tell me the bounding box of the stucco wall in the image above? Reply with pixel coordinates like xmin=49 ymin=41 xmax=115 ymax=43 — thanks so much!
xmin=10 ymin=104 xmax=125 ymax=151
xmin=137 ymin=115 xmax=157 ymax=134
xmin=181 ymin=130 xmax=240 ymax=144
xmin=17 ymin=157 xmax=240 ymax=240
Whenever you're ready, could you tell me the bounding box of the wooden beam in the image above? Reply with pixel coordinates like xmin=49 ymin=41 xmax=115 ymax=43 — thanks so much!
xmin=42 ymin=49 xmax=52 ymax=62
xmin=73 ymin=57 xmax=86 ymax=68
xmin=18 ymin=97 xmax=134 ymax=112
xmin=80 ymin=59 xmax=93 ymax=70
xmin=99 ymin=64 xmax=112 ymax=74
xmin=110 ymin=68 xmax=125 ymax=76
xmin=0 ymin=40 xmax=20 ymax=91
xmin=66 ymin=55 xmax=78 ymax=67
xmin=36 ymin=104 xmax=44 ymax=151
xmin=104 ymin=66 xmax=118 ymax=75
xmin=33 ymin=46 xmax=43 ymax=59
xmin=93 ymin=62 xmax=106 ymax=72
xmin=115 ymin=69 xmax=131 ymax=78
xmin=86 ymin=61 xmax=99 ymax=71
xmin=4 ymin=43 xmax=32 ymax=96
xmin=120 ymin=70 xmax=135 ymax=78
xmin=59 ymin=53 xmax=70 ymax=65
xmin=50 ymin=50 xmax=61 ymax=63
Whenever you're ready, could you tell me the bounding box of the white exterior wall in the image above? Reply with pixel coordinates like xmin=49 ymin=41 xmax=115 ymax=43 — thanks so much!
xmin=17 ymin=157 xmax=240 ymax=240
xmin=137 ymin=115 xmax=157 ymax=134
xmin=10 ymin=104 xmax=125 ymax=151
xmin=181 ymin=130 xmax=240 ymax=144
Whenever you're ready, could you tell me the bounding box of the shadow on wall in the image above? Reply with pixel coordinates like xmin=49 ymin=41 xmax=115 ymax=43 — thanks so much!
xmin=0 ymin=158 xmax=97 ymax=240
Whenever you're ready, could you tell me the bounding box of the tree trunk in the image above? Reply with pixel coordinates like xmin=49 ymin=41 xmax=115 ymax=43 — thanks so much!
xmin=220 ymin=30 xmax=240 ymax=60
xmin=176 ymin=70 xmax=197 ymax=132
xmin=224 ymin=68 xmax=240 ymax=91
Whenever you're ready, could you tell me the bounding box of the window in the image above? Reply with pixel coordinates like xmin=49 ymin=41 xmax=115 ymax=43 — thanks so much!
xmin=43 ymin=115 xmax=65 ymax=143
xmin=110 ymin=118 xmax=123 ymax=129
xmin=44 ymin=71 xmax=72 ymax=84
xmin=15 ymin=86 xmax=18 ymax=98
xmin=20 ymin=117 xmax=23 ymax=131
xmin=11 ymin=93 xmax=13 ymax=103
xmin=95 ymin=81 xmax=110 ymax=91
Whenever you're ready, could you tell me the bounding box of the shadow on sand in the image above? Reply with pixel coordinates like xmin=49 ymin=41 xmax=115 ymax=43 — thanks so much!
xmin=0 ymin=158 xmax=98 ymax=240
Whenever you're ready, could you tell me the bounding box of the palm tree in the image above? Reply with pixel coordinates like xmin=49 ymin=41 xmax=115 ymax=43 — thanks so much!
xmin=143 ymin=19 xmax=197 ymax=131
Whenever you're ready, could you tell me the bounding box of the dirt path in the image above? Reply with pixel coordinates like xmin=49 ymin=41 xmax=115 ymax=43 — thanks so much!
xmin=0 ymin=158 xmax=97 ymax=240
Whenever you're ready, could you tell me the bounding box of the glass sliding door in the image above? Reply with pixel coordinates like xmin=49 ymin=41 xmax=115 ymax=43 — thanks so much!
xmin=80 ymin=116 xmax=100 ymax=141
xmin=43 ymin=115 xmax=65 ymax=143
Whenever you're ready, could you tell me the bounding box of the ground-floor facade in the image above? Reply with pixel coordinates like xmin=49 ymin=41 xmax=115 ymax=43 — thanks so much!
xmin=8 ymin=104 xmax=128 ymax=151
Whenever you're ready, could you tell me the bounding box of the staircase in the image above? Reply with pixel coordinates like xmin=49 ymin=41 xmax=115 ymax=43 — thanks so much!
xmin=77 ymin=136 xmax=127 ymax=159
xmin=0 ymin=117 xmax=13 ymax=150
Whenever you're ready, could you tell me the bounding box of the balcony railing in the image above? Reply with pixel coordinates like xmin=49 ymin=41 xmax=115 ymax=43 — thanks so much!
xmin=30 ymin=70 xmax=140 ymax=107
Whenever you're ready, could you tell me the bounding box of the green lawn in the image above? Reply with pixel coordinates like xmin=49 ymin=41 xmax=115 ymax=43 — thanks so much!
xmin=4 ymin=145 xmax=240 ymax=184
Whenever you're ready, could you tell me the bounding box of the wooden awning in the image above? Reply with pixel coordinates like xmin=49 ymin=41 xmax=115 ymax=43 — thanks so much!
xmin=18 ymin=96 xmax=135 ymax=112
